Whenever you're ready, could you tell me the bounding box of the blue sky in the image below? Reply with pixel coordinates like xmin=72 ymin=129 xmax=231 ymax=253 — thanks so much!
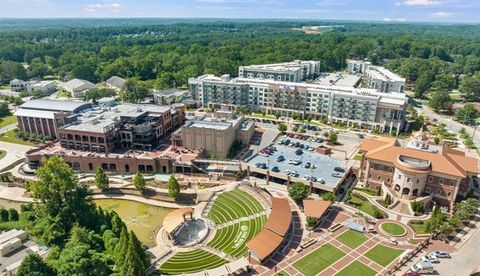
xmin=1 ymin=0 xmax=479 ymax=22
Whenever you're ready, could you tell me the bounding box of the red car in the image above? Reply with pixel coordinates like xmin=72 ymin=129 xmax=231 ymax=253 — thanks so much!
xmin=403 ymin=272 xmax=420 ymax=276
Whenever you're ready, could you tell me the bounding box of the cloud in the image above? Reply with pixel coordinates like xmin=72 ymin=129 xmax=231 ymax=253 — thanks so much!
xmin=316 ymin=0 xmax=346 ymax=6
xmin=384 ymin=17 xmax=407 ymax=22
xmin=404 ymin=0 xmax=439 ymax=6
xmin=84 ymin=3 xmax=125 ymax=13
xmin=430 ymin=11 xmax=454 ymax=17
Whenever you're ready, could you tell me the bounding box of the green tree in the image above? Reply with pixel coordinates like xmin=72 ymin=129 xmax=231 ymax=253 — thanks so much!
xmin=95 ymin=167 xmax=109 ymax=190
xmin=7 ymin=208 xmax=19 ymax=221
xmin=455 ymin=103 xmax=478 ymax=125
xmin=133 ymin=171 xmax=146 ymax=192
xmin=115 ymin=227 xmax=130 ymax=269
xmin=428 ymin=90 xmax=453 ymax=113
xmin=306 ymin=216 xmax=316 ymax=228
xmin=278 ymin=123 xmax=287 ymax=133
xmin=119 ymin=79 xmax=149 ymax=103
xmin=459 ymin=76 xmax=480 ymax=101
xmin=288 ymin=182 xmax=309 ymax=202
xmin=17 ymin=253 xmax=55 ymax=276
xmin=0 ymin=208 xmax=8 ymax=222
xmin=122 ymin=232 xmax=146 ymax=276
xmin=321 ymin=192 xmax=336 ymax=202
xmin=167 ymin=175 xmax=180 ymax=199
xmin=328 ymin=132 xmax=338 ymax=143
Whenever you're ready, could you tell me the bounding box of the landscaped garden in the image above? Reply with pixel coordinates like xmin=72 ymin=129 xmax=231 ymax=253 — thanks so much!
xmin=364 ymin=244 xmax=404 ymax=267
xmin=336 ymin=260 xmax=377 ymax=276
xmin=208 ymin=215 xmax=266 ymax=257
xmin=347 ymin=194 xmax=387 ymax=219
xmin=380 ymin=222 xmax=407 ymax=236
xmin=207 ymin=189 xmax=264 ymax=224
xmin=292 ymin=243 xmax=345 ymax=276
xmin=335 ymin=229 xmax=369 ymax=249
xmin=0 ymin=129 xmax=35 ymax=145
xmin=408 ymin=220 xmax=429 ymax=234
xmin=157 ymin=249 xmax=228 ymax=274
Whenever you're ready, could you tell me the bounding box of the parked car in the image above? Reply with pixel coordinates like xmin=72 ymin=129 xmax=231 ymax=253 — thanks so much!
xmin=277 ymin=155 xmax=285 ymax=162
xmin=299 ymin=144 xmax=305 ymax=149
xmin=304 ymin=162 xmax=311 ymax=169
xmin=318 ymin=178 xmax=325 ymax=184
xmin=310 ymin=176 xmax=317 ymax=182
xmin=421 ymin=254 xmax=439 ymax=263
xmin=255 ymin=163 xmax=267 ymax=169
xmin=302 ymin=175 xmax=310 ymax=180
xmin=294 ymin=142 xmax=300 ymax=147
xmin=334 ymin=166 xmax=345 ymax=173
xmin=410 ymin=261 xmax=433 ymax=274
xmin=267 ymin=146 xmax=277 ymax=151
xmin=331 ymin=172 xmax=342 ymax=178
xmin=295 ymin=149 xmax=303 ymax=155
xmin=431 ymin=251 xmax=450 ymax=258
xmin=271 ymin=166 xmax=280 ymax=172
xmin=403 ymin=272 xmax=420 ymax=276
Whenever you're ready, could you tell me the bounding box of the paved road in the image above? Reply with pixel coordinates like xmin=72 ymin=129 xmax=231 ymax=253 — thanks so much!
xmin=414 ymin=101 xmax=480 ymax=147
xmin=434 ymin=227 xmax=480 ymax=275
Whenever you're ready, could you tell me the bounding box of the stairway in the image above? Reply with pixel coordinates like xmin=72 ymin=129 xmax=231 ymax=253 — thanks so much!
xmin=391 ymin=200 xmax=413 ymax=216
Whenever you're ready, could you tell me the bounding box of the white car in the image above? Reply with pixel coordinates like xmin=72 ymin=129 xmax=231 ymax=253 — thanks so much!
xmin=431 ymin=251 xmax=450 ymax=258
xmin=421 ymin=254 xmax=439 ymax=263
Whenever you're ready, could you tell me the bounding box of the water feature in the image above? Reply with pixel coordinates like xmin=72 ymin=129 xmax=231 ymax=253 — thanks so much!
xmin=173 ymin=219 xmax=209 ymax=246
xmin=94 ymin=199 xmax=173 ymax=247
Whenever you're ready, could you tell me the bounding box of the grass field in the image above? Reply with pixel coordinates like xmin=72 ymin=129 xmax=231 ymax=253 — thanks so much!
xmin=0 ymin=129 xmax=34 ymax=146
xmin=0 ymin=115 xmax=16 ymax=128
xmin=158 ymin=249 xmax=228 ymax=275
xmin=335 ymin=230 xmax=369 ymax=249
xmin=364 ymin=244 xmax=404 ymax=267
xmin=292 ymin=243 xmax=345 ymax=276
xmin=336 ymin=260 xmax=377 ymax=276
xmin=381 ymin=222 xmax=406 ymax=236
xmin=208 ymin=215 xmax=266 ymax=257
xmin=409 ymin=221 xmax=429 ymax=234
xmin=207 ymin=189 xmax=263 ymax=225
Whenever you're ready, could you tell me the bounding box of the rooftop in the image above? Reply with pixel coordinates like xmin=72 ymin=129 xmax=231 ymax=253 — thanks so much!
xmin=366 ymin=66 xmax=405 ymax=83
xmin=18 ymin=99 xmax=92 ymax=113
xmin=63 ymin=78 xmax=95 ymax=91
xmin=314 ymin=72 xmax=361 ymax=87
xmin=240 ymin=60 xmax=319 ymax=73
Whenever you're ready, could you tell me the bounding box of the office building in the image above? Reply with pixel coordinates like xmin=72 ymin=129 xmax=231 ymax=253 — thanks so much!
xmin=239 ymin=60 xmax=320 ymax=82
xmin=63 ymin=78 xmax=96 ymax=98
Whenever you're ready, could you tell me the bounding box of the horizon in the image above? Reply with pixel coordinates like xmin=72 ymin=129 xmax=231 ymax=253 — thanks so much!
xmin=1 ymin=0 xmax=480 ymax=23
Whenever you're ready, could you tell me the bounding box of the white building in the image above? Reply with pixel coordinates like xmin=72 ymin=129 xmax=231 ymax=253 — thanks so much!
xmin=105 ymin=76 xmax=126 ymax=92
xmin=347 ymin=59 xmax=371 ymax=74
xmin=365 ymin=65 xmax=406 ymax=93
xmin=63 ymin=78 xmax=96 ymax=98
xmin=239 ymin=60 xmax=321 ymax=82
xmin=9 ymin=79 xmax=57 ymax=93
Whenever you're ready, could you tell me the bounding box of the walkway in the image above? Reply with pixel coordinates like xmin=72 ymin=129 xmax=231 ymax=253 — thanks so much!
xmin=0 ymin=141 xmax=32 ymax=172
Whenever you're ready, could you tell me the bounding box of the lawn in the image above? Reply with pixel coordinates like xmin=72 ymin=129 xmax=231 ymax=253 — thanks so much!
xmin=0 ymin=115 xmax=16 ymax=128
xmin=0 ymin=129 xmax=34 ymax=146
xmin=275 ymin=271 xmax=289 ymax=276
xmin=409 ymin=221 xmax=429 ymax=234
xmin=381 ymin=222 xmax=406 ymax=236
xmin=335 ymin=230 xmax=369 ymax=249
xmin=158 ymin=249 xmax=228 ymax=274
xmin=292 ymin=243 xmax=345 ymax=276
xmin=207 ymin=189 xmax=263 ymax=224
xmin=336 ymin=260 xmax=377 ymax=276
xmin=364 ymin=244 xmax=404 ymax=267
xmin=348 ymin=195 xmax=386 ymax=218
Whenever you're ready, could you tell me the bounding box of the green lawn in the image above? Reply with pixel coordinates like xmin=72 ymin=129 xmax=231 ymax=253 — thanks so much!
xmin=364 ymin=244 xmax=404 ymax=267
xmin=0 ymin=129 xmax=34 ymax=146
xmin=158 ymin=249 xmax=228 ymax=275
xmin=275 ymin=271 xmax=289 ymax=276
xmin=348 ymin=195 xmax=386 ymax=218
xmin=335 ymin=230 xmax=369 ymax=249
xmin=336 ymin=260 xmax=377 ymax=276
xmin=409 ymin=221 xmax=429 ymax=234
xmin=353 ymin=154 xmax=362 ymax=161
xmin=207 ymin=189 xmax=263 ymax=224
xmin=293 ymin=243 xmax=345 ymax=276
xmin=381 ymin=222 xmax=406 ymax=236
xmin=208 ymin=215 xmax=266 ymax=257
xmin=0 ymin=115 xmax=16 ymax=128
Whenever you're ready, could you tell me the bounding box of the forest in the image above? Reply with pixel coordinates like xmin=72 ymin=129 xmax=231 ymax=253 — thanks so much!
xmin=0 ymin=20 xmax=480 ymax=102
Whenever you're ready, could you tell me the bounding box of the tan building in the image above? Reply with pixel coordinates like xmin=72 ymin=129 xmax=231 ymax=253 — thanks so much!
xmin=358 ymin=135 xmax=479 ymax=211
xmin=173 ymin=110 xmax=254 ymax=159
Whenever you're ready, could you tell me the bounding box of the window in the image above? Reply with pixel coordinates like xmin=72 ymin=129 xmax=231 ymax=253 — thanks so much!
xmin=379 ymin=165 xmax=384 ymax=171
xmin=377 ymin=176 xmax=381 ymax=181
xmin=368 ymin=174 xmax=372 ymax=179
xmin=436 ymin=189 xmax=441 ymax=195
xmin=407 ymin=177 xmax=411 ymax=182
xmin=389 ymin=167 xmax=393 ymax=173
xmin=439 ymin=179 xmax=444 ymax=184
xmin=451 ymin=180 xmax=455 ymax=186
xmin=425 ymin=187 xmax=431 ymax=194
xmin=428 ymin=176 xmax=433 ymax=183
xmin=447 ymin=192 xmax=452 ymax=197
xmin=387 ymin=178 xmax=391 ymax=183
xmin=416 ymin=179 xmax=420 ymax=184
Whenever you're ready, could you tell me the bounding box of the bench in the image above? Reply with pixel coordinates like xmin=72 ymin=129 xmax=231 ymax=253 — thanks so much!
xmin=328 ymin=223 xmax=343 ymax=232
xmin=300 ymin=239 xmax=317 ymax=249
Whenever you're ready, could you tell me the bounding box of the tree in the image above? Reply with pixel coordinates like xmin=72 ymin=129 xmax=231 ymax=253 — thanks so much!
xmin=8 ymin=208 xmax=19 ymax=221
xmin=119 ymin=79 xmax=149 ymax=103
xmin=95 ymin=167 xmax=109 ymax=190
xmin=133 ymin=171 xmax=146 ymax=192
xmin=278 ymin=123 xmax=287 ymax=133
xmin=167 ymin=175 xmax=180 ymax=199
xmin=122 ymin=231 xmax=146 ymax=276
xmin=459 ymin=76 xmax=480 ymax=101
xmin=306 ymin=216 xmax=316 ymax=228
xmin=428 ymin=90 xmax=453 ymax=113
xmin=274 ymin=111 xmax=281 ymax=119
xmin=115 ymin=227 xmax=130 ymax=268
xmin=455 ymin=103 xmax=478 ymax=125
xmin=292 ymin=125 xmax=299 ymax=132
xmin=0 ymin=208 xmax=8 ymax=222
xmin=288 ymin=182 xmax=309 ymax=202
xmin=321 ymin=192 xmax=336 ymax=202
xmin=17 ymin=253 xmax=55 ymax=276
xmin=414 ymin=72 xmax=435 ymax=98
xmin=328 ymin=132 xmax=338 ymax=143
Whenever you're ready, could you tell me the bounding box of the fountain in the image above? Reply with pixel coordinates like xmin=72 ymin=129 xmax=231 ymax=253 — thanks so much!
xmin=173 ymin=219 xmax=209 ymax=247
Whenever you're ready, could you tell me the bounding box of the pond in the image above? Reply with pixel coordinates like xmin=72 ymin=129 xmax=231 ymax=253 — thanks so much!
xmin=94 ymin=199 xmax=173 ymax=247
xmin=0 ymin=197 xmax=173 ymax=247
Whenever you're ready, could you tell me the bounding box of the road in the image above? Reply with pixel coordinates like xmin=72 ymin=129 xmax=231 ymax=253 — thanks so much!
xmin=414 ymin=102 xmax=480 ymax=147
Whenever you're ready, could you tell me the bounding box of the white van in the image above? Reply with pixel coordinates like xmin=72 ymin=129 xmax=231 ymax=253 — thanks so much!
xmin=410 ymin=260 xmax=434 ymax=274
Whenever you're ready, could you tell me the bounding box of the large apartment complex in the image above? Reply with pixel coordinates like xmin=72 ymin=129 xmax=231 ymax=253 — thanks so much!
xmin=239 ymin=60 xmax=321 ymax=82
xmin=172 ymin=110 xmax=255 ymax=158
xmin=347 ymin=60 xmax=406 ymax=93
xmin=189 ymin=74 xmax=408 ymax=133
xmin=358 ymin=132 xmax=479 ymax=211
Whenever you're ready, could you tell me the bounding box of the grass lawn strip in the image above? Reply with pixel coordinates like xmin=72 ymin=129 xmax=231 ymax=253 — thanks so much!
xmin=335 ymin=229 xmax=369 ymax=249
xmin=0 ymin=115 xmax=16 ymax=128
xmin=0 ymin=129 xmax=35 ymax=146
xmin=381 ymin=222 xmax=406 ymax=236
xmin=364 ymin=244 xmax=404 ymax=267
xmin=292 ymin=243 xmax=345 ymax=276
xmin=230 ymin=191 xmax=258 ymax=214
xmin=335 ymin=260 xmax=377 ymax=276
xmin=159 ymin=249 xmax=228 ymax=274
xmin=232 ymin=190 xmax=263 ymax=212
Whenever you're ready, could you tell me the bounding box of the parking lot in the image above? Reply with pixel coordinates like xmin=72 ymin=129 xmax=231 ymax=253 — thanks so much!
xmin=247 ymin=136 xmax=347 ymax=188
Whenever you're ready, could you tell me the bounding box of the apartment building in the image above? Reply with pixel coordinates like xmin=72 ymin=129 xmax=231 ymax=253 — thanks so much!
xmin=14 ymin=99 xmax=93 ymax=139
xmin=9 ymin=79 xmax=57 ymax=93
xmin=365 ymin=65 xmax=406 ymax=93
xmin=358 ymin=134 xmax=479 ymax=211
xmin=347 ymin=59 xmax=371 ymax=74
xmin=172 ymin=110 xmax=254 ymax=159
xmin=239 ymin=60 xmax=321 ymax=82
xmin=189 ymin=75 xmax=408 ymax=134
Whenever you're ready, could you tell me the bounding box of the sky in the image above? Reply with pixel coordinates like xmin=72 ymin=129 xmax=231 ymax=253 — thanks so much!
xmin=1 ymin=0 xmax=480 ymax=23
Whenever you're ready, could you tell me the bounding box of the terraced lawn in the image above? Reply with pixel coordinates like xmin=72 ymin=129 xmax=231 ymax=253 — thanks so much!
xmin=293 ymin=243 xmax=345 ymax=276
xmin=208 ymin=215 xmax=266 ymax=257
xmin=158 ymin=249 xmax=228 ymax=275
xmin=336 ymin=260 xmax=377 ymax=276
xmin=335 ymin=229 xmax=369 ymax=249
xmin=364 ymin=244 xmax=404 ymax=267
xmin=207 ymin=189 xmax=264 ymax=224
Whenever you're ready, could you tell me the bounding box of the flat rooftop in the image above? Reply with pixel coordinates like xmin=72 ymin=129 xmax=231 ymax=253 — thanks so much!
xmin=315 ymin=72 xmax=361 ymax=87
xmin=183 ymin=113 xmax=243 ymax=131
xmin=19 ymin=99 xmax=91 ymax=113
xmin=240 ymin=60 xmax=318 ymax=72
xmin=367 ymin=66 xmax=405 ymax=82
